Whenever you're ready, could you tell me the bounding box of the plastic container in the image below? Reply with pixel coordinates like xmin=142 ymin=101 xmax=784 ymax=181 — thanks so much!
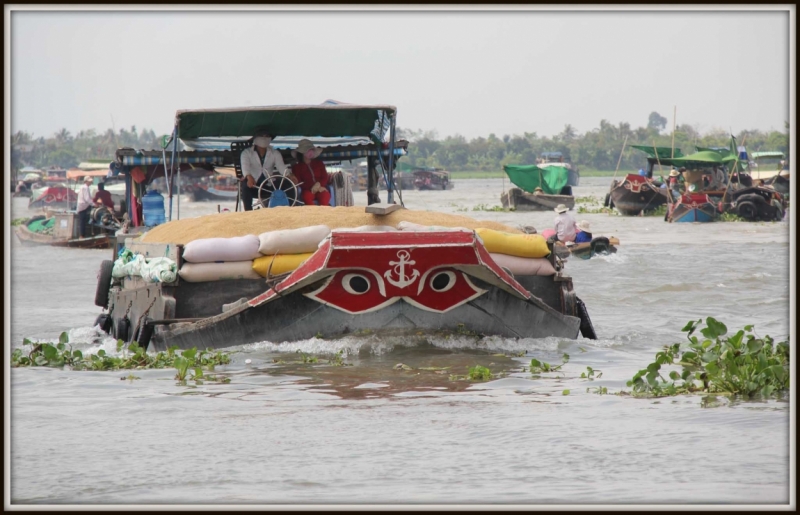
xmin=142 ymin=189 xmax=166 ymax=226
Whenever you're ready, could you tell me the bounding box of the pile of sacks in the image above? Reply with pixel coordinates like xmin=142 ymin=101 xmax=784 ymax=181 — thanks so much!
xmin=177 ymin=222 xmax=556 ymax=283
xmin=178 ymin=225 xmax=331 ymax=282
xmin=112 ymin=249 xmax=178 ymax=283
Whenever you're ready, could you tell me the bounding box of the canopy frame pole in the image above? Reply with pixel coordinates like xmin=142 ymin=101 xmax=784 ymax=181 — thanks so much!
xmin=168 ymin=126 xmax=178 ymax=221
xmin=387 ymin=113 xmax=396 ymax=204
xmin=611 ymin=135 xmax=629 ymax=184
xmin=176 ymin=126 xmax=181 ymax=220
xmin=722 ymin=133 xmax=747 ymax=205
xmin=671 ymin=106 xmax=677 ymax=159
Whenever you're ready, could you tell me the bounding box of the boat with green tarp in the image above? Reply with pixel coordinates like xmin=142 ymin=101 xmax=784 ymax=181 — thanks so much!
xmin=501 ymin=164 xmax=574 ymax=211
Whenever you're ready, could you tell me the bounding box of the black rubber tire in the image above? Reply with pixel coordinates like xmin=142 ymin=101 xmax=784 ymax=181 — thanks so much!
xmin=135 ymin=318 xmax=155 ymax=350
xmin=113 ymin=317 xmax=130 ymax=342
xmin=603 ymin=193 xmax=611 ymax=207
xmin=94 ymin=314 xmax=112 ymax=334
xmin=94 ymin=260 xmax=115 ymax=308
xmin=576 ymin=296 xmax=597 ymax=340
xmin=771 ymin=199 xmax=784 ymax=221
xmin=590 ymin=236 xmax=611 ymax=256
xmin=737 ymin=201 xmax=757 ymax=221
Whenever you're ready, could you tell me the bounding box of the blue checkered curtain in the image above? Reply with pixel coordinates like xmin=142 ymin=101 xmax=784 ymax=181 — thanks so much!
xmin=120 ymin=155 xmax=225 ymax=166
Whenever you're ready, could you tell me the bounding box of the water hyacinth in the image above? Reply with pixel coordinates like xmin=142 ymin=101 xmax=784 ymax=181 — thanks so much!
xmin=626 ymin=317 xmax=790 ymax=399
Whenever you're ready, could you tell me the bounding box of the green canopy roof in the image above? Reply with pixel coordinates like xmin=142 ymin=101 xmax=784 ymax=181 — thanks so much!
xmin=503 ymin=164 xmax=569 ymax=194
xmin=655 ymin=150 xmax=740 ymax=169
xmin=175 ymin=103 xmax=397 ymax=140
xmin=630 ymin=145 xmax=685 ymax=160
xmin=750 ymin=151 xmax=784 ymax=160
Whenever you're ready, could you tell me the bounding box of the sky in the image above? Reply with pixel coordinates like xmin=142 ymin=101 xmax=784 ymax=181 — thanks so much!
xmin=7 ymin=7 xmax=793 ymax=141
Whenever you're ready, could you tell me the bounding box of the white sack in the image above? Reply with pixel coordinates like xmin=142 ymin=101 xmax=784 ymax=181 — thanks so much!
xmin=179 ymin=261 xmax=261 ymax=282
xmin=258 ymin=225 xmax=331 ymax=255
xmin=488 ymin=253 xmax=557 ymax=276
xmin=182 ymin=235 xmax=261 ymax=263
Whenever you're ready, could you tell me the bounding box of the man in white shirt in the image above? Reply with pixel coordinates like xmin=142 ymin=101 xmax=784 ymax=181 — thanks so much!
xmin=553 ymin=203 xmax=577 ymax=243
xmin=76 ymin=175 xmax=94 ymax=237
xmin=240 ymin=131 xmax=289 ymax=211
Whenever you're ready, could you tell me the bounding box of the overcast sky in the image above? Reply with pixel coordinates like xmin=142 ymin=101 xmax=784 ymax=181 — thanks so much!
xmin=8 ymin=7 xmax=793 ymax=141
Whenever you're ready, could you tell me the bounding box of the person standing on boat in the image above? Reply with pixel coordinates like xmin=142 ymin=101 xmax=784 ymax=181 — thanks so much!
xmin=240 ymin=131 xmax=289 ymax=211
xmin=92 ymin=181 xmax=114 ymax=210
xmin=552 ymin=204 xmax=577 ymax=243
xmin=76 ymin=175 xmax=94 ymax=238
xmin=290 ymin=139 xmax=331 ymax=206
xmin=574 ymin=220 xmax=593 ymax=243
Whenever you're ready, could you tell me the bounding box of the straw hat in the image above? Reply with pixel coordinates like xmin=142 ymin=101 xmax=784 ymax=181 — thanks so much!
xmin=576 ymin=220 xmax=591 ymax=232
xmin=83 ymin=175 xmax=93 ymax=183
xmin=291 ymin=139 xmax=323 ymax=159
xmin=669 ymin=169 xmax=680 ymax=177
xmin=554 ymin=204 xmax=569 ymax=214
xmin=779 ymin=169 xmax=790 ymax=178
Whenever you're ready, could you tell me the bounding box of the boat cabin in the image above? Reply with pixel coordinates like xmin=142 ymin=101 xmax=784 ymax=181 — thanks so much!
xmin=109 ymin=102 xmax=410 ymax=230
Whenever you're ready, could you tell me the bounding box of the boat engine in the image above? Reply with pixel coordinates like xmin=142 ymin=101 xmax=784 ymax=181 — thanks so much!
xmin=91 ymin=206 xmax=120 ymax=229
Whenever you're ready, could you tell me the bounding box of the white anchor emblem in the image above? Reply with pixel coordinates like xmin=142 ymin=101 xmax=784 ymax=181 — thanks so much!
xmin=384 ymin=250 xmax=420 ymax=289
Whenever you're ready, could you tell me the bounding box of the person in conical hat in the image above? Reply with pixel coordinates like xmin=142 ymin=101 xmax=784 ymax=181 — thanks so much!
xmin=574 ymin=219 xmax=593 ymax=243
xmin=290 ymin=139 xmax=330 ymax=206
xmin=552 ymin=203 xmax=576 ymax=243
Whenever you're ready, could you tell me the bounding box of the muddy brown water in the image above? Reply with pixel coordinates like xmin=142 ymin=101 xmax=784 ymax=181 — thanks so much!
xmin=8 ymin=177 xmax=791 ymax=505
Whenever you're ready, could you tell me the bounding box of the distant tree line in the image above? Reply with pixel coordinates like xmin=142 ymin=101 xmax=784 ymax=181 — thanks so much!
xmin=398 ymin=112 xmax=789 ymax=171
xmin=9 ymin=112 xmax=790 ymax=175
xmin=10 ymin=126 xmax=166 ymax=172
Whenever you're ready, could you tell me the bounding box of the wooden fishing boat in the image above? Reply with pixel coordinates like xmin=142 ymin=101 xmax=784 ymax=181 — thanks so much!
xmin=501 ymin=164 xmax=574 ymax=211
xmin=90 ymin=103 xmax=597 ymax=351
xmin=553 ymin=237 xmax=620 ymax=260
xmin=606 ymin=174 xmax=668 ymax=215
xmin=13 ymin=209 xmax=118 ymax=248
xmin=667 ymin=193 xmax=717 ymax=223
xmin=413 ymin=169 xmax=453 ymax=190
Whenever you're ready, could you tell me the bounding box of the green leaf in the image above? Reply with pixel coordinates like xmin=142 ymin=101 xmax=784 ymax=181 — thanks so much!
xmin=647 ymin=363 xmax=661 ymax=373
xmin=704 ymin=317 xmax=727 ymax=338
xmin=530 ymin=358 xmax=541 ymax=369
xmin=746 ymin=339 xmax=763 ymax=355
xmin=669 ymin=371 xmax=680 ymax=380
xmin=56 ymin=343 xmax=66 ymax=351
xmin=562 ymin=389 xmax=570 ymax=395
xmin=59 ymin=332 xmax=69 ymax=344
xmin=72 ymin=350 xmax=83 ymax=359
xmin=705 ymin=362 xmax=720 ymax=375
xmin=701 ymin=352 xmax=718 ymax=363
xmin=728 ymin=330 xmax=744 ymax=348
xmin=682 ymin=319 xmax=700 ymax=334
xmin=681 ymin=369 xmax=691 ymax=380
xmin=43 ymin=345 xmax=58 ymax=362
xmin=23 ymin=338 xmax=33 ymax=346
xmin=35 ymin=356 xmax=48 ymax=366
xmin=769 ymin=365 xmax=786 ymax=382
xmin=744 ymin=325 xmax=753 ymax=332
xmin=97 ymin=349 xmax=106 ymax=357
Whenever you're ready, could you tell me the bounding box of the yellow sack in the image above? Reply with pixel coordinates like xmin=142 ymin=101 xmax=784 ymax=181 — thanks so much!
xmin=474 ymin=228 xmax=550 ymax=258
xmin=252 ymin=253 xmax=314 ymax=277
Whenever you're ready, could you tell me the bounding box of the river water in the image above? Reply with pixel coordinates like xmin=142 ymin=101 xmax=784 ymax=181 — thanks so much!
xmin=7 ymin=177 xmax=793 ymax=506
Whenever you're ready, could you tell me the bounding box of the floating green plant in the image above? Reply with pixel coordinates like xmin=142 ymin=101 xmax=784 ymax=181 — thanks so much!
xmin=467 ymin=365 xmax=492 ymax=380
xmin=11 ymin=333 xmax=231 ymax=384
xmin=719 ymin=212 xmax=747 ymax=222
xmin=625 ymin=317 xmax=789 ymax=399
xmin=528 ymin=353 xmax=570 ymax=374
xmin=472 ymin=203 xmax=512 ymax=212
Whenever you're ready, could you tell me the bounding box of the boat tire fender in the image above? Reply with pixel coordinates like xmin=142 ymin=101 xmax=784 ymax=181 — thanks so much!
xmin=736 ymin=201 xmax=757 ymax=221
xmin=94 ymin=313 xmax=112 ymax=334
xmin=135 ymin=318 xmax=155 ymax=350
xmin=94 ymin=260 xmax=115 ymax=308
xmin=590 ymin=236 xmax=611 ymax=256
xmin=114 ymin=317 xmax=130 ymax=343
xmin=576 ymin=296 xmax=597 ymax=340
xmin=603 ymin=193 xmax=611 ymax=207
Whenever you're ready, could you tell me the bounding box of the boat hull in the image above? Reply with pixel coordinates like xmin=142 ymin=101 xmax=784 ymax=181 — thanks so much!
xmin=103 ymin=230 xmax=589 ymax=351
xmin=501 ymin=188 xmax=574 ymax=211
xmin=668 ymin=194 xmax=717 ymax=223
xmin=192 ymin=187 xmax=239 ymax=201
xmin=14 ymin=224 xmax=112 ymax=248
xmin=607 ymin=175 xmax=668 ymax=216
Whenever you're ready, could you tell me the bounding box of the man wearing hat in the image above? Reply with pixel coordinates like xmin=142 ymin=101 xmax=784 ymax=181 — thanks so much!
xmin=240 ymin=130 xmax=289 ymax=211
xmin=574 ymin=220 xmax=593 ymax=243
xmin=76 ymin=175 xmax=94 ymax=238
xmin=290 ymin=139 xmax=330 ymax=206
xmin=668 ymin=169 xmax=683 ymax=199
xmin=553 ymin=203 xmax=577 ymax=243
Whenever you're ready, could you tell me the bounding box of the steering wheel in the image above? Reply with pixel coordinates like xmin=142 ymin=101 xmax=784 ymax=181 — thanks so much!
xmin=255 ymin=174 xmax=301 ymax=209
